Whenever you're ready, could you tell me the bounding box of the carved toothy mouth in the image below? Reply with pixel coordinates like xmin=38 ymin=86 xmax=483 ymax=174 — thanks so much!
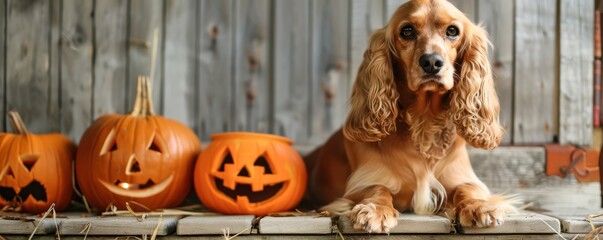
xmin=214 ymin=178 xmax=285 ymax=203
xmin=0 ymin=180 xmax=47 ymax=202
xmin=100 ymin=174 xmax=174 ymax=198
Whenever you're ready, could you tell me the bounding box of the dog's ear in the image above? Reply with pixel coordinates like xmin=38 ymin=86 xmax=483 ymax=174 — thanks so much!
xmin=343 ymin=29 xmax=399 ymax=142
xmin=450 ymin=25 xmax=504 ymax=149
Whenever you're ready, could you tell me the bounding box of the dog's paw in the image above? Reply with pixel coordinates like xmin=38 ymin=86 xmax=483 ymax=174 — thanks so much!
xmin=349 ymin=202 xmax=399 ymax=233
xmin=454 ymin=199 xmax=504 ymax=228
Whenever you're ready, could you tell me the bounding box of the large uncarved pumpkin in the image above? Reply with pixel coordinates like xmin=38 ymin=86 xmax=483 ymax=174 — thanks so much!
xmin=0 ymin=111 xmax=75 ymax=213
xmin=76 ymin=76 xmax=201 ymax=211
xmin=194 ymin=132 xmax=306 ymax=215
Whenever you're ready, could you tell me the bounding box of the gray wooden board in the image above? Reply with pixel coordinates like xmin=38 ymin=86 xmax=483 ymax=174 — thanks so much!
xmin=0 ymin=234 xmax=569 ymax=240
xmin=233 ymin=0 xmax=271 ymax=133
xmin=272 ymin=0 xmax=310 ymax=143
xmin=49 ymin=0 xmax=61 ymax=133
xmin=59 ymin=216 xmax=178 ymax=236
xmin=558 ymin=0 xmax=594 ymax=146
xmin=0 ymin=0 xmax=5 ymax=131
xmin=162 ymin=0 xmax=198 ymax=131
xmin=448 ymin=0 xmax=476 ymax=22
xmin=461 ymin=212 xmax=560 ymax=234
xmin=338 ymin=214 xmax=451 ymax=234
xmin=468 ymin=146 xmax=601 ymax=209
xmin=197 ymin=0 xmax=234 ymax=141
xmin=513 ymin=0 xmax=557 ymax=144
xmin=127 ymin=0 xmax=163 ymax=113
xmin=385 ymin=0 xmax=408 ymax=21
xmin=5 ymin=0 xmax=59 ymax=133
xmin=349 ymin=0 xmax=385 ymax=92
xmin=176 ymin=215 xmax=254 ymax=235
xmin=93 ymin=0 xmax=128 ymax=118
xmin=0 ymin=217 xmax=58 ymax=234
xmin=477 ymin=0 xmax=514 ymax=144
xmin=540 ymin=208 xmax=603 ymax=233
xmin=258 ymin=216 xmax=332 ymax=234
xmin=309 ymin=0 xmax=350 ymax=144
xmin=60 ymin=0 xmax=94 ymax=142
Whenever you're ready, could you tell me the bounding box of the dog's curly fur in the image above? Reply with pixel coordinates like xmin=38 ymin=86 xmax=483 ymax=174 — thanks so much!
xmin=304 ymin=0 xmax=515 ymax=233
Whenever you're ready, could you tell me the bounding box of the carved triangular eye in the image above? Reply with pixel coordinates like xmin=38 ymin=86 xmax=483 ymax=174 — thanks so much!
xmin=218 ymin=151 xmax=234 ymax=172
xmin=254 ymin=155 xmax=272 ymax=174
xmin=20 ymin=154 xmax=40 ymax=172
xmin=0 ymin=165 xmax=14 ymax=180
xmin=100 ymin=129 xmax=118 ymax=155
xmin=149 ymin=141 xmax=161 ymax=153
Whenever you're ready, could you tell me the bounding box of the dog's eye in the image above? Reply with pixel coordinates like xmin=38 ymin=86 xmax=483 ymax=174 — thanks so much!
xmin=446 ymin=26 xmax=459 ymax=39
xmin=400 ymin=26 xmax=416 ymax=40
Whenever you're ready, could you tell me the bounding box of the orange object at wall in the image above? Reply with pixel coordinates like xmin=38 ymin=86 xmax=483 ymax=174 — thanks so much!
xmin=545 ymin=145 xmax=600 ymax=183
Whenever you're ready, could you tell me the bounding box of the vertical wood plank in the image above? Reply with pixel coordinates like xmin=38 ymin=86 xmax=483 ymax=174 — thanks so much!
xmin=385 ymin=0 xmax=408 ymax=21
xmin=309 ymin=0 xmax=349 ymax=143
xmin=0 ymin=0 xmax=5 ymax=131
xmin=61 ymin=0 xmax=93 ymax=142
xmin=197 ymin=0 xmax=234 ymax=141
xmin=233 ymin=0 xmax=271 ymax=133
xmin=350 ymin=0 xmax=385 ymax=96
xmin=448 ymin=0 xmax=476 ymax=22
xmin=6 ymin=0 xmax=58 ymax=133
xmin=127 ymin=0 xmax=163 ymax=114
xmin=273 ymin=0 xmax=310 ymax=142
xmin=49 ymin=0 xmax=61 ymax=133
xmin=513 ymin=0 xmax=557 ymax=144
xmin=163 ymin=0 xmax=198 ymax=131
xmin=93 ymin=0 xmax=128 ymax=118
xmin=559 ymin=0 xmax=594 ymax=145
xmin=477 ymin=0 xmax=514 ymax=144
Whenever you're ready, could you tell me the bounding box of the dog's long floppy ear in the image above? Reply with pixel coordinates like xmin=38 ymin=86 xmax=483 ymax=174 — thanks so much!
xmin=343 ymin=28 xmax=399 ymax=142
xmin=450 ymin=25 xmax=504 ymax=149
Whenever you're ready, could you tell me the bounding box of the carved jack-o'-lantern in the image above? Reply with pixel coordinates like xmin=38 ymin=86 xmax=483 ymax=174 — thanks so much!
xmin=0 ymin=112 xmax=75 ymax=213
xmin=76 ymin=77 xmax=201 ymax=210
xmin=194 ymin=132 xmax=306 ymax=215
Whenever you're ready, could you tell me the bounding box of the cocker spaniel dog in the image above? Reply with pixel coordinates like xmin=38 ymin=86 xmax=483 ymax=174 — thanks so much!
xmin=304 ymin=0 xmax=516 ymax=233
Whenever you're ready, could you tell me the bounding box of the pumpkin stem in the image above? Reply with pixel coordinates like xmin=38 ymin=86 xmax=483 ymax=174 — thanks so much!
xmin=8 ymin=111 xmax=29 ymax=134
xmin=130 ymin=76 xmax=155 ymax=117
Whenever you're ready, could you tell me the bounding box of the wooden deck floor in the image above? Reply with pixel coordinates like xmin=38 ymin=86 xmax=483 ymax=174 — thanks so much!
xmin=1 ymin=209 xmax=602 ymax=239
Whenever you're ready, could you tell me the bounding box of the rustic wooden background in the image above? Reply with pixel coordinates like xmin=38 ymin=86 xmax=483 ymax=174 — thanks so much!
xmin=0 ymin=0 xmax=594 ymax=147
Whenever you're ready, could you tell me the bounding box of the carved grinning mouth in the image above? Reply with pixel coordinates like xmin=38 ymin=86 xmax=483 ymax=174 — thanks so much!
xmin=0 ymin=180 xmax=47 ymax=202
xmin=214 ymin=178 xmax=284 ymax=203
xmin=100 ymin=174 xmax=174 ymax=198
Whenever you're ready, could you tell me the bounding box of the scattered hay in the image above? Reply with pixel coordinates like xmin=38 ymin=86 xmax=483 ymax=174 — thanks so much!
xmin=221 ymin=226 xmax=250 ymax=240
xmin=101 ymin=201 xmax=220 ymax=218
xmin=79 ymin=222 xmax=91 ymax=240
xmin=150 ymin=215 xmax=162 ymax=240
xmin=28 ymin=203 xmax=60 ymax=240
xmin=268 ymin=209 xmax=330 ymax=218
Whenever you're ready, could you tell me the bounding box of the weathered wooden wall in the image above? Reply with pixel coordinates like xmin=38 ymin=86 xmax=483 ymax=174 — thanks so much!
xmin=0 ymin=0 xmax=595 ymax=147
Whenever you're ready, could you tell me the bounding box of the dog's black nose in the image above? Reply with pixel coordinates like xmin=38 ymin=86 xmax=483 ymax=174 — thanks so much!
xmin=419 ymin=53 xmax=444 ymax=74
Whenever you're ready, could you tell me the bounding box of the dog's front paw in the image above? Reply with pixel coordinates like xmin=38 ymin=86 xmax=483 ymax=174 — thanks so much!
xmin=350 ymin=202 xmax=399 ymax=233
xmin=454 ymin=199 xmax=504 ymax=228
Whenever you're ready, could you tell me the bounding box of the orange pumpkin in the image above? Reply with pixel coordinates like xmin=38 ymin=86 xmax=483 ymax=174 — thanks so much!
xmin=76 ymin=76 xmax=201 ymax=211
xmin=0 ymin=111 xmax=75 ymax=213
xmin=194 ymin=132 xmax=306 ymax=215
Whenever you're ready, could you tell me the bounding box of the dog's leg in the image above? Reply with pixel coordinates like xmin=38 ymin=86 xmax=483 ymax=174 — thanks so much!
xmin=348 ymin=185 xmax=399 ymax=233
xmin=451 ymin=183 xmax=513 ymax=228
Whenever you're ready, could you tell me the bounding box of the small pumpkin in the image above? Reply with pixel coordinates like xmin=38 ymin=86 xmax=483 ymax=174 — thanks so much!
xmin=194 ymin=132 xmax=306 ymax=215
xmin=0 ymin=111 xmax=75 ymax=213
xmin=76 ymin=76 xmax=201 ymax=211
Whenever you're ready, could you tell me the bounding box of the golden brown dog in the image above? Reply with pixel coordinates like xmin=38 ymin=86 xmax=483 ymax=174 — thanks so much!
xmin=304 ymin=0 xmax=516 ymax=233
